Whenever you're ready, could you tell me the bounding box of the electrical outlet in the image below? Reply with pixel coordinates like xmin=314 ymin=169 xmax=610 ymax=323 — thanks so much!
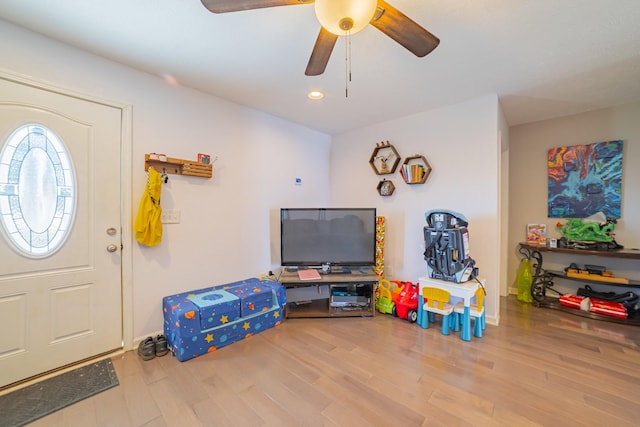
xmin=161 ymin=209 xmax=180 ymax=224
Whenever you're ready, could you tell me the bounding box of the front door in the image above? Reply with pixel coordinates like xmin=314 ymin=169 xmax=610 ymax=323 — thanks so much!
xmin=0 ymin=76 xmax=123 ymax=388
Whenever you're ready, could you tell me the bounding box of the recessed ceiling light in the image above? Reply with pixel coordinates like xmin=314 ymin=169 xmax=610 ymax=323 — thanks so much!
xmin=307 ymin=90 xmax=324 ymax=100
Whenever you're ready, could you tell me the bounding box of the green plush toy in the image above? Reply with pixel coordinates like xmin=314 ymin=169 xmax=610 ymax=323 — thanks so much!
xmin=557 ymin=218 xmax=615 ymax=243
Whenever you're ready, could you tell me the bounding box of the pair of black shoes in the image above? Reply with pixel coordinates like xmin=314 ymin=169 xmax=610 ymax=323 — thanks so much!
xmin=137 ymin=334 xmax=169 ymax=360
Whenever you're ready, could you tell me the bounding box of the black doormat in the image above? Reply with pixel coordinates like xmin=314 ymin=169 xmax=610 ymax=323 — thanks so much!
xmin=0 ymin=359 xmax=119 ymax=427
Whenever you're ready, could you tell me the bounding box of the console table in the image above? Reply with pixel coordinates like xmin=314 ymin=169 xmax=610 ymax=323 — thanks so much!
xmin=519 ymin=242 xmax=640 ymax=325
xmin=280 ymin=269 xmax=378 ymax=318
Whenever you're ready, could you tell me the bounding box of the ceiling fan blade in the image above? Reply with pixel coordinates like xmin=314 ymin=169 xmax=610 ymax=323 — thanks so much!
xmin=370 ymin=0 xmax=439 ymax=57
xmin=305 ymin=28 xmax=338 ymax=76
xmin=201 ymin=0 xmax=313 ymax=14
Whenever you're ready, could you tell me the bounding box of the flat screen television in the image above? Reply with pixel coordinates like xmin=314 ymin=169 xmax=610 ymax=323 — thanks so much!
xmin=280 ymin=208 xmax=376 ymax=268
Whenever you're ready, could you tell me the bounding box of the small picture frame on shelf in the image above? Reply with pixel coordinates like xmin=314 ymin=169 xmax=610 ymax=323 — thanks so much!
xmin=197 ymin=153 xmax=211 ymax=164
xmin=526 ymin=223 xmax=547 ymax=245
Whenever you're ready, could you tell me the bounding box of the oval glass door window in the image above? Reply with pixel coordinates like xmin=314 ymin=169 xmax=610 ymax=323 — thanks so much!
xmin=0 ymin=124 xmax=76 ymax=258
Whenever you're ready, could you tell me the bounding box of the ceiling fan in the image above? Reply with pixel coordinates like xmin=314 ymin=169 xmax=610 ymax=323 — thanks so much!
xmin=200 ymin=0 xmax=440 ymax=76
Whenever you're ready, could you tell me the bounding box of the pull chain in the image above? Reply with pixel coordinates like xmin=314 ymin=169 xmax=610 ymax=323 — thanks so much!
xmin=345 ymin=30 xmax=352 ymax=98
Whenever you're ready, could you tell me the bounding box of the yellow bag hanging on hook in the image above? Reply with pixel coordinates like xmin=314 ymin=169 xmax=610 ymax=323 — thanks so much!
xmin=134 ymin=167 xmax=163 ymax=246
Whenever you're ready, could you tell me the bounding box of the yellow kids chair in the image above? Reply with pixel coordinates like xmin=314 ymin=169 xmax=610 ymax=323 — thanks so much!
xmin=421 ymin=287 xmax=455 ymax=335
xmin=453 ymin=286 xmax=485 ymax=338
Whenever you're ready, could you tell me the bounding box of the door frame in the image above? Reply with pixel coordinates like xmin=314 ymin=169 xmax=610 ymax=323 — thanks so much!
xmin=0 ymin=68 xmax=134 ymax=352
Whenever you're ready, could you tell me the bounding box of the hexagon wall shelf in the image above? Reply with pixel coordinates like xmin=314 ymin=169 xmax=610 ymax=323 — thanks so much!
xmin=400 ymin=155 xmax=432 ymax=184
xmin=369 ymin=141 xmax=400 ymax=175
xmin=377 ymin=179 xmax=396 ymax=197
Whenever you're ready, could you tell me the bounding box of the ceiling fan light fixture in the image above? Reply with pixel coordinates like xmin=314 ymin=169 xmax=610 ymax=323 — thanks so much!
xmin=314 ymin=0 xmax=378 ymax=35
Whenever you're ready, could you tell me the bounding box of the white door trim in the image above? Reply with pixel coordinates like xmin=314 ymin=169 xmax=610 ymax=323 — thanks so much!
xmin=0 ymin=67 xmax=134 ymax=351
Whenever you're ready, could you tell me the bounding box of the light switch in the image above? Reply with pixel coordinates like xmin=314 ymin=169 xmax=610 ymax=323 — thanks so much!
xmin=161 ymin=209 xmax=181 ymax=224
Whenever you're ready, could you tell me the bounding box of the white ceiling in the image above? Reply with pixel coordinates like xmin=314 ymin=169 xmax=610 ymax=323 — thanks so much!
xmin=1 ymin=0 xmax=639 ymax=135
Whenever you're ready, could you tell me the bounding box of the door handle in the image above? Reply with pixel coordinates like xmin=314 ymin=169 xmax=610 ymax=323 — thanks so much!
xmin=106 ymin=244 xmax=118 ymax=253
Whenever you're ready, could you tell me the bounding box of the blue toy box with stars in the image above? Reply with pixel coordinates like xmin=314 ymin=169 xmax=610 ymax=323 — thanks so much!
xmin=162 ymin=277 xmax=285 ymax=362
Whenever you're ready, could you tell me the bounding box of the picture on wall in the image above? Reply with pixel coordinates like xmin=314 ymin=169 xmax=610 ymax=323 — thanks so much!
xmin=548 ymin=140 xmax=623 ymax=219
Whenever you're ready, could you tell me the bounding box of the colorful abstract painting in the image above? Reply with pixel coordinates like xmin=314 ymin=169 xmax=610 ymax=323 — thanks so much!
xmin=548 ymin=140 xmax=623 ymax=219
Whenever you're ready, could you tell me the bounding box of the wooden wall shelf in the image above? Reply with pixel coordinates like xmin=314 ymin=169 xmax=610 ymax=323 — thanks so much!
xmin=377 ymin=179 xmax=395 ymax=197
xmin=369 ymin=141 xmax=400 ymax=175
xmin=401 ymin=155 xmax=432 ymax=184
xmin=144 ymin=154 xmax=212 ymax=178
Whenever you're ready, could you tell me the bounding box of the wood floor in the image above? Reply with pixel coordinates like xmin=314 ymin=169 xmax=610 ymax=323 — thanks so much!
xmin=29 ymin=296 xmax=640 ymax=426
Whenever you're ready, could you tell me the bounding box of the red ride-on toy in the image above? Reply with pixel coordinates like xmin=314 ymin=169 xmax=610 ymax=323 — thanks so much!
xmin=390 ymin=280 xmax=419 ymax=323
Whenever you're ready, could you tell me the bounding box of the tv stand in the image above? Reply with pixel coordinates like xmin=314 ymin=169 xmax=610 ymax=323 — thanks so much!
xmin=280 ymin=269 xmax=377 ymax=318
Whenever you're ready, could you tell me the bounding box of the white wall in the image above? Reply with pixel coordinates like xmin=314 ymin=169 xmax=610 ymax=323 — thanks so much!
xmin=508 ymin=102 xmax=640 ymax=295
xmin=330 ymin=95 xmax=503 ymax=324
xmin=1 ymin=18 xmax=508 ymax=338
xmin=0 ymin=19 xmax=332 ymax=342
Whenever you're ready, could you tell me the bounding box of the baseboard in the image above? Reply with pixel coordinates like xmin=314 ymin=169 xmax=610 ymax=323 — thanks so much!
xmin=486 ymin=313 xmax=499 ymax=326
